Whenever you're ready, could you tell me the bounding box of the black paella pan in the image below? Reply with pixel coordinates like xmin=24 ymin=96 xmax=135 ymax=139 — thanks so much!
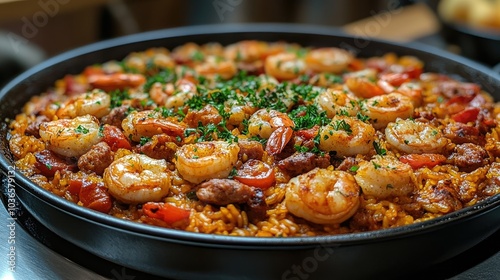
xmin=1 ymin=24 xmax=500 ymax=280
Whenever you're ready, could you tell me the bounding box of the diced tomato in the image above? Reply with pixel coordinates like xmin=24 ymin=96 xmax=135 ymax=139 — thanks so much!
xmin=34 ymin=150 xmax=77 ymax=177
xmin=79 ymin=181 xmax=113 ymax=213
xmin=445 ymin=95 xmax=476 ymax=106
xmin=64 ymin=75 xmax=87 ymax=95
xmin=400 ymin=154 xmax=446 ymax=169
xmin=68 ymin=179 xmax=112 ymax=213
xmin=143 ymin=202 xmax=191 ymax=224
xmin=67 ymin=179 xmax=83 ymax=196
xmin=403 ymin=66 xmax=422 ymax=79
xmin=234 ymin=159 xmax=276 ymax=190
xmin=102 ymin=125 xmax=132 ymax=151
xmin=452 ymin=107 xmax=480 ymax=123
xmin=296 ymin=126 xmax=319 ymax=140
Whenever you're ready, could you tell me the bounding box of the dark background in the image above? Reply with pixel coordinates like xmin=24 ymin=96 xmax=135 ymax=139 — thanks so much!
xmin=0 ymin=0 xmax=417 ymax=86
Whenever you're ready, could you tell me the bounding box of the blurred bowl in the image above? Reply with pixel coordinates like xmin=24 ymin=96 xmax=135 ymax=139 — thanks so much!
xmin=426 ymin=0 xmax=500 ymax=66
xmin=440 ymin=20 xmax=500 ymax=66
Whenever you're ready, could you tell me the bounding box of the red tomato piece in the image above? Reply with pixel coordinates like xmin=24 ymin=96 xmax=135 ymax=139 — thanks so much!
xmin=64 ymin=75 xmax=87 ymax=95
xmin=296 ymin=126 xmax=319 ymax=141
xmin=68 ymin=178 xmax=112 ymax=213
xmin=452 ymin=107 xmax=480 ymax=123
xmin=234 ymin=159 xmax=276 ymax=190
xmin=67 ymin=179 xmax=83 ymax=196
xmin=79 ymin=181 xmax=113 ymax=213
xmin=403 ymin=66 xmax=422 ymax=79
xmin=399 ymin=154 xmax=446 ymax=169
xmin=34 ymin=150 xmax=77 ymax=177
xmin=102 ymin=125 xmax=132 ymax=151
xmin=143 ymin=202 xmax=191 ymax=224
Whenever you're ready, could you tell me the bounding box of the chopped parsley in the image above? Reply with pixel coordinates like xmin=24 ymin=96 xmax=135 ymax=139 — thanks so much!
xmin=143 ymin=69 xmax=177 ymax=92
xmin=290 ymin=105 xmax=330 ymax=130
xmin=191 ymin=50 xmax=204 ymax=62
xmin=110 ymin=89 xmax=130 ymax=108
xmin=332 ymin=119 xmax=352 ymax=135
xmin=373 ymin=141 xmax=387 ymax=156
xmin=74 ymin=125 xmax=89 ymax=134
xmin=139 ymin=136 xmax=151 ymax=146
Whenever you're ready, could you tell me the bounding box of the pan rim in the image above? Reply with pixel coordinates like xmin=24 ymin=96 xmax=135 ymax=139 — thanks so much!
xmin=1 ymin=23 xmax=500 ymax=247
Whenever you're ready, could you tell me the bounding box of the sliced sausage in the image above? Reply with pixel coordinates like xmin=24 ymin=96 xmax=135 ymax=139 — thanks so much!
xmin=196 ymin=179 xmax=254 ymax=205
xmin=77 ymin=142 xmax=114 ymax=175
xmin=277 ymin=152 xmax=330 ymax=177
xmin=449 ymin=143 xmax=489 ymax=172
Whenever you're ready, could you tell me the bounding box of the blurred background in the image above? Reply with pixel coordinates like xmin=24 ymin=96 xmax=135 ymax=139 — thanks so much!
xmin=1 ymin=0 xmax=499 ymax=87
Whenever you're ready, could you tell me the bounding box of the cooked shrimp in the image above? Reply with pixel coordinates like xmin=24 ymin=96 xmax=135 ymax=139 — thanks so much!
xmin=226 ymin=105 xmax=256 ymax=126
xmin=194 ymin=55 xmax=237 ymax=80
xmin=103 ymin=154 xmax=170 ymax=204
xmin=171 ymin=42 xmax=203 ymax=64
xmin=149 ymin=82 xmax=175 ymax=106
xmin=123 ymin=48 xmax=174 ymax=73
xmin=164 ymin=78 xmax=197 ymax=109
xmin=223 ymin=40 xmax=269 ymax=62
xmin=265 ymin=53 xmax=306 ymax=80
xmin=285 ymin=168 xmax=360 ymax=224
xmin=354 ymin=156 xmax=416 ymax=199
xmin=362 ymin=93 xmax=414 ymax=129
xmin=56 ymin=90 xmax=111 ymax=119
xmin=318 ymin=116 xmax=375 ymax=157
xmin=248 ymin=109 xmax=295 ymax=155
xmin=175 ymin=141 xmax=240 ymax=184
xmin=39 ymin=115 xmax=102 ymax=157
xmin=315 ymin=89 xmax=359 ymax=118
xmin=395 ymin=82 xmax=423 ymax=107
xmin=248 ymin=109 xmax=294 ymax=139
xmin=121 ymin=110 xmax=186 ymax=142
xmin=88 ymin=73 xmax=146 ymax=92
xmin=385 ymin=118 xmax=447 ymax=154
xmin=345 ymin=69 xmax=385 ymax=98
xmin=305 ymin=47 xmax=352 ymax=74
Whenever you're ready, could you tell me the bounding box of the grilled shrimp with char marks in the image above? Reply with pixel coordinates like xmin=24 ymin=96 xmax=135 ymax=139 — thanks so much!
xmin=175 ymin=141 xmax=240 ymax=184
xmin=354 ymin=155 xmax=416 ymax=199
xmin=385 ymin=118 xmax=447 ymax=154
xmin=39 ymin=114 xmax=102 ymax=158
xmin=285 ymin=168 xmax=360 ymax=224
xmin=103 ymin=154 xmax=170 ymax=204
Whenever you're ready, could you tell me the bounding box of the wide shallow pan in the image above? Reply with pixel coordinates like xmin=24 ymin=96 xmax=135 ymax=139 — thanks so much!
xmin=1 ymin=24 xmax=500 ymax=280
